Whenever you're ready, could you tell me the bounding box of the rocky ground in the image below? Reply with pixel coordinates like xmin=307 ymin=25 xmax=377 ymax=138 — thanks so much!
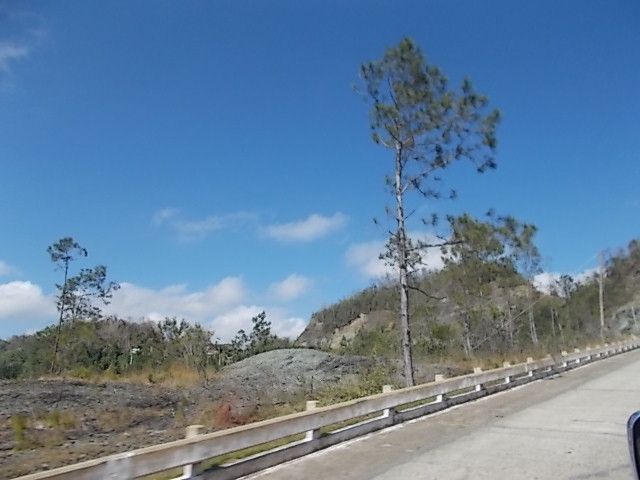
xmin=0 ymin=348 xmax=460 ymax=478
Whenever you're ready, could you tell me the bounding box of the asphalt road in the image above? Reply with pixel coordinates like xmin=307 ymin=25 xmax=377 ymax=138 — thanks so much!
xmin=248 ymin=349 xmax=640 ymax=480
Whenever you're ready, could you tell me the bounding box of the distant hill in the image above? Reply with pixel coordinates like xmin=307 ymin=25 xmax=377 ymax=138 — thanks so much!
xmin=298 ymin=240 xmax=640 ymax=357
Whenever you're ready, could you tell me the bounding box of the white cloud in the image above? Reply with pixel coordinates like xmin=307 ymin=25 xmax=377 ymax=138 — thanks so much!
xmin=104 ymin=277 xmax=307 ymax=341
xmin=268 ymin=311 xmax=307 ymax=339
xmin=575 ymin=268 xmax=598 ymax=283
xmin=269 ymin=274 xmax=312 ymax=301
xmin=210 ymin=305 xmax=306 ymax=341
xmin=0 ymin=260 xmax=14 ymax=276
xmin=211 ymin=305 xmax=263 ymax=339
xmin=345 ymin=240 xmax=393 ymax=279
xmin=106 ymin=277 xmax=246 ymax=321
xmin=0 ymin=281 xmax=55 ymax=320
xmin=533 ymin=272 xmax=561 ymax=294
xmin=264 ymin=213 xmax=347 ymax=242
xmin=533 ymin=268 xmax=599 ymax=295
xmin=0 ymin=42 xmax=28 ymax=74
xmin=152 ymin=208 xmax=256 ymax=241
xmin=345 ymin=233 xmax=446 ymax=279
xmin=152 ymin=208 xmax=179 ymax=225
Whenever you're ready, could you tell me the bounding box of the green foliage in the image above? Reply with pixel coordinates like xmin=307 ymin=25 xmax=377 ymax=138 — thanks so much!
xmin=0 ymin=316 xmax=214 ymax=380
xmin=47 ymin=237 xmax=120 ymax=373
xmin=340 ymin=327 xmax=399 ymax=357
xmin=360 ymin=38 xmax=501 ymax=269
xmin=316 ymin=365 xmax=394 ymax=406
xmin=0 ymin=310 xmax=294 ymax=381
xmin=228 ymin=311 xmax=291 ymax=362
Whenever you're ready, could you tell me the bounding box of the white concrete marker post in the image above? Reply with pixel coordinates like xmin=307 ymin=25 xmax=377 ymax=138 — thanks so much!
xmin=473 ymin=367 xmax=483 ymax=392
xmin=382 ymin=385 xmax=395 ymax=420
xmin=503 ymin=362 xmax=511 ymax=383
xmin=435 ymin=374 xmax=446 ymax=402
xmin=526 ymin=357 xmax=534 ymax=377
xmin=305 ymin=401 xmax=320 ymax=442
xmin=182 ymin=425 xmax=204 ymax=479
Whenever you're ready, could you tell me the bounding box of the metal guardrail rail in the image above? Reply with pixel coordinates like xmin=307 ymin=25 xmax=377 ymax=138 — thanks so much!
xmin=15 ymin=339 xmax=639 ymax=480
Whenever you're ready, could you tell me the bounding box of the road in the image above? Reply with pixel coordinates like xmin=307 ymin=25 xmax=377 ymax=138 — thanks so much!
xmin=248 ymin=349 xmax=640 ymax=480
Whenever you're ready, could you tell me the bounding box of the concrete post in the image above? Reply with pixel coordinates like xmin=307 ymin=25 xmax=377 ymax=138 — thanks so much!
xmin=503 ymin=362 xmax=511 ymax=383
xmin=573 ymin=349 xmax=581 ymax=363
xmin=561 ymin=351 xmax=568 ymax=367
xmin=473 ymin=367 xmax=483 ymax=391
xmin=305 ymin=401 xmax=320 ymax=441
xmin=382 ymin=385 xmax=395 ymax=419
xmin=182 ymin=425 xmax=204 ymax=478
xmin=434 ymin=375 xmax=446 ymax=402
xmin=526 ymin=357 xmax=534 ymax=377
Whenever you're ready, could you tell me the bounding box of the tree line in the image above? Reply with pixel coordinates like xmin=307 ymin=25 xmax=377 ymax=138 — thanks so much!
xmin=0 ymin=237 xmax=290 ymax=380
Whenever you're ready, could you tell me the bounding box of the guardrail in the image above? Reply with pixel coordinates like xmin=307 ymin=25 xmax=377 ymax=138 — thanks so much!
xmin=16 ymin=339 xmax=639 ymax=480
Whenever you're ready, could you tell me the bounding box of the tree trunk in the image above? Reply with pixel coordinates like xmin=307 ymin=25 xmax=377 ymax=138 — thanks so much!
xmin=506 ymin=300 xmax=514 ymax=348
xmin=463 ymin=315 xmax=473 ymax=358
xmin=558 ymin=317 xmax=566 ymax=347
xmin=526 ymin=290 xmax=538 ymax=345
xmin=395 ymin=144 xmax=414 ymax=387
xmin=50 ymin=262 xmax=69 ymax=374
xmin=598 ymin=254 xmax=605 ymax=341
xmin=528 ymin=308 xmax=538 ymax=345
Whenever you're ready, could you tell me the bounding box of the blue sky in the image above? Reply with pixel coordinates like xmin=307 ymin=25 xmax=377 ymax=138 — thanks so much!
xmin=1 ymin=0 xmax=639 ymax=340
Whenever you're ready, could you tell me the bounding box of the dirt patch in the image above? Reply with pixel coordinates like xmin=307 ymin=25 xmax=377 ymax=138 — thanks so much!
xmin=0 ymin=348 xmax=457 ymax=478
xmin=0 ymin=379 xmax=189 ymax=478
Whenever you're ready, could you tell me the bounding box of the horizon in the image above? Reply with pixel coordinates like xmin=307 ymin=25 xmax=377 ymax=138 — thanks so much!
xmin=1 ymin=0 xmax=639 ymax=340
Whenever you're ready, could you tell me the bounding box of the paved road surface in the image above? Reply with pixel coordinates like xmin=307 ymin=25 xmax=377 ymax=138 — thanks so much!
xmin=249 ymin=349 xmax=640 ymax=479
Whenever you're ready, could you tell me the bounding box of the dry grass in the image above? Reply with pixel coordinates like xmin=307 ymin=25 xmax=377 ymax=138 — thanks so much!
xmin=48 ymin=363 xmax=219 ymax=388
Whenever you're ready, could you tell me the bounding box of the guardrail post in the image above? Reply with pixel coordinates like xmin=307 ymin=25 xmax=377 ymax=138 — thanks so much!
xmin=544 ymin=354 xmax=554 ymax=372
xmin=305 ymin=401 xmax=320 ymax=441
xmin=561 ymin=351 xmax=568 ymax=367
xmin=574 ymin=348 xmax=581 ymax=363
xmin=435 ymin=374 xmax=446 ymax=402
xmin=382 ymin=385 xmax=395 ymax=420
xmin=182 ymin=425 xmax=204 ymax=478
xmin=502 ymin=362 xmax=511 ymax=383
xmin=595 ymin=345 xmax=601 ymax=357
xmin=526 ymin=357 xmax=534 ymax=377
xmin=473 ymin=367 xmax=483 ymax=391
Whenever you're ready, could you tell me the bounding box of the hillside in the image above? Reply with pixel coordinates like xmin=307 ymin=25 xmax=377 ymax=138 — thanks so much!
xmin=298 ymin=240 xmax=640 ymax=357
